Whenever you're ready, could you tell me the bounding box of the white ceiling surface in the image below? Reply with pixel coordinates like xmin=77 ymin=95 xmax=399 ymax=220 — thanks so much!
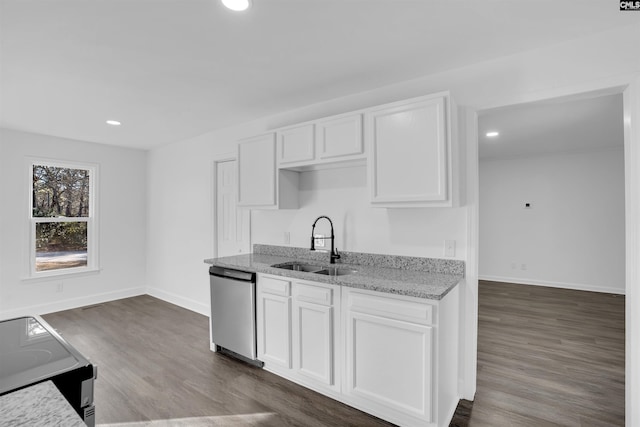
xmin=0 ymin=1 xmax=638 ymax=150
xmin=478 ymin=93 xmax=624 ymax=160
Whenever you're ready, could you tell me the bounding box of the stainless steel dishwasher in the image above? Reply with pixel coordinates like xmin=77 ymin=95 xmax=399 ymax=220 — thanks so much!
xmin=209 ymin=266 xmax=262 ymax=366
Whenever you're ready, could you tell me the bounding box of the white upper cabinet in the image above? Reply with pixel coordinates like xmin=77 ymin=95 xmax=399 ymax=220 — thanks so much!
xmin=238 ymin=133 xmax=275 ymax=207
xmin=277 ymin=124 xmax=315 ymax=165
xmin=366 ymin=93 xmax=454 ymax=207
xmin=275 ymin=113 xmax=365 ymax=169
xmin=237 ymin=133 xmax=298 ymax=209
xmin=316 ymin=113 xmax=363 ymax=161
xmin=237 ymin=91 xmax=457 ymax=209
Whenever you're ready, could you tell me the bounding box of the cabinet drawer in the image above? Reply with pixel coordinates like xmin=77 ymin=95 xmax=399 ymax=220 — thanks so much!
xmin=260 ymin=276 xmax=291 ymax=297
xmin=294 ymin=282 xmax=333 ymax=306
xmin=347 ymin=290 xmax=434 ymax=325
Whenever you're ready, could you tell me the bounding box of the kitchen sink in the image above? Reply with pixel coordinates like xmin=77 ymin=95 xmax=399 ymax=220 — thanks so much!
xmin=314 ymin=267 xmax=358 ymax=276
xmin=272 ymin=263 xmax=357 ymax=276
xmin=273 ymin=263 xmax=325 ymax=273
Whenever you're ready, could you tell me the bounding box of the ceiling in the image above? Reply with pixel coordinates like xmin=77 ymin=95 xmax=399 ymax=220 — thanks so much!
xmin=0 ymin=1 xmax=638 ymax=150
xmin=478 ymin=93 xmax=624 ymax=160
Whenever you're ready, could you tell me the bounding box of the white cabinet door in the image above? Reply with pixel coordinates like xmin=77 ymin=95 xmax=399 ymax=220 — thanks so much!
xmin=316 ymin=113 xmax=363 ymax=160
xmin=237 ymin=133 xmax=276 ymax=207
xmin=257 ymin=291 xmax=292 ymax=369
xmin=291 ymin=281 xmax=339 ymax=392
xmin=345 ymin=311 xmax=434 ymax=422
xmin=367 ymin=94 xmax=449 ymax=206
xmin=293 ymin=300 xmax=334 ymax=386
xmin=277 ymin=124 xmax=315 ymax=165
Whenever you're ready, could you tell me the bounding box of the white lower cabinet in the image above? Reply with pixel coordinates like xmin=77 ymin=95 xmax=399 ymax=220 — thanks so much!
xmin=346 ymin=312 xmax=433 ymax=418
xmin=343 ymin=289 xmax=435 ymax=426
xmin=257 ymin=275 xmax=292 ymax=368
xmin=258 ymin=274 xmax=340 ymax=395
xmin=292 ymin=281 xmax=340 ymax=393
xmin=257 ymin=273 xmax=460 ymax=427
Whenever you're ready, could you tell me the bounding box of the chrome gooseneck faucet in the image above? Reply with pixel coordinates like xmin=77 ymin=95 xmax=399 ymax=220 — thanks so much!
xmin=310 ymin=215 xmax=341 ymax=264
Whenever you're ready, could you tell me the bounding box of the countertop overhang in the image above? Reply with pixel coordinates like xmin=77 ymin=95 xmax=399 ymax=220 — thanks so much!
xmin=205 ymin=249 xmax=463 ymax=300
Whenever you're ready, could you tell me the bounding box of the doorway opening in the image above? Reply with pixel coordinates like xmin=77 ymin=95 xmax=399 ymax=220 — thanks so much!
xmin=471 ymin=91 xmax=626 ymax=425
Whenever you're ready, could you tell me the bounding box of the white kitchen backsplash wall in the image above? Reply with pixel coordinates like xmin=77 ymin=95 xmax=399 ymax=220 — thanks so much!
xmin=479 ymin=147 xmax=625 ymax=294
xmin=251 ymin=165 xmax=468 ymax=259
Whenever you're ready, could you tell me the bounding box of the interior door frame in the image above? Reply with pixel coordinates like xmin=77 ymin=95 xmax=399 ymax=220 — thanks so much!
xmin=212 ymin=152 xmax=251 ymax=258
xmin=465 ymin=75 xmax=640 ymax=426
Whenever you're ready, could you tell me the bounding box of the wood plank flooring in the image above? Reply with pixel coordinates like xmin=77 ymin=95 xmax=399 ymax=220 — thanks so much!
xmin=458 ymin=281 xmax=625 ymax=427
xmin=43 ymin=295 xmax=394 ymax=427
xmin=42 ymin=280 xmax=625 ymax=427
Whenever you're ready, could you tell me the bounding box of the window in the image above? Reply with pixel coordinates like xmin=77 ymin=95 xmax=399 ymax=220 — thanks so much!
xmin=29 ymin=159 xmax=98 ymax=276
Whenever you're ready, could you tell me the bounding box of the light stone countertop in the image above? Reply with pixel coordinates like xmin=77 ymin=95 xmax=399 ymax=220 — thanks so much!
xmin=0 ymin=380 xmax=85 ymax=427
xmin=205 ymin=246 xmax=463 ymax=300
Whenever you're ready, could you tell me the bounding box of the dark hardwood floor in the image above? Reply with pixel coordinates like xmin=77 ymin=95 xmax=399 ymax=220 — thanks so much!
xmin=42 ymin=280 xmax=625 ymax=427
xmin=460 ymin=281 xmax=625 ymax=427
xmin=43 ymin=295 xmax=394 ymax=427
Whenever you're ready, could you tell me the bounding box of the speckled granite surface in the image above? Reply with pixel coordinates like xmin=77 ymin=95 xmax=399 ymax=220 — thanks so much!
xmin=0 ymin=380 xmax=85 ymax=427
xmin=253 ymin=244 xmax=465 ymax=275
xmin=205 ymin=245 xmax=464 ymax=300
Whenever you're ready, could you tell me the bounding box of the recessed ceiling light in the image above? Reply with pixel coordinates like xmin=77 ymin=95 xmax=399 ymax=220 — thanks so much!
xmin=106 ymin=120 xmax=121 ymax=126
xmin=486 ymin=131 xmax=499 ymax=137
xmin=221 ymin=0 xmax=251 ymax=11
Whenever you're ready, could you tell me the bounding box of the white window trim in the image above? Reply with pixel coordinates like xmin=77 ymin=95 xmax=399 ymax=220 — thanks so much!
xmin=26 ymin=157 xmax=100 ymax=279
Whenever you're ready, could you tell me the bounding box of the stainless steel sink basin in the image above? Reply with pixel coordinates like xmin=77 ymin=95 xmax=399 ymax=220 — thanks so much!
xmin=272 ymin=263 xmax=357 ymax=276
xmin=315 ymin=267 xmax=358 ymax=276
xmin=272 ymin=263 xmax=325 ymax=273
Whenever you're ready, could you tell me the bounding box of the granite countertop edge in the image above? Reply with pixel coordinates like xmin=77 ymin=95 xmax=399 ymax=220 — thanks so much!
xmin=0 ymin=380 xmax=85 ymax=427
xmin=204 ymin=253 xmax=462 ymax=301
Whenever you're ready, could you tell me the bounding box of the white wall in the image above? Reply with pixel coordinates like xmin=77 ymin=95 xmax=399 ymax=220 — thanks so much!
xmin=0 ymin=129 xmax=148 ymax=318
xmin=251 ymin=165 xmax=467 ymax=258
xmin=623 ymin=75 xmax=640 ymax=427
xmin=145 ymin=123 xmax=265 ymax=315
xmin=479 ymin=148 xmax=625 ymax=293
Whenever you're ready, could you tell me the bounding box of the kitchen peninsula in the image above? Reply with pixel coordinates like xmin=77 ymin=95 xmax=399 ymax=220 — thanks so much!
xmin=205 ymin=244 xmax=463 ymax=427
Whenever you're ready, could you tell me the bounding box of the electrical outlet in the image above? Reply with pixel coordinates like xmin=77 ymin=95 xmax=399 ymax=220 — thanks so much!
xmin=283 ymin=231 xmax=290 ymax=245
xmin=314 ymin=234 xmax=325 ymax=248
xmin=55 ymin=282 xmax=64 ymax=293
xmin=511 ymin=263 xmax=517 ymax=269
xmin=444 ymin=240 xmax=455 ymax=257
xmin=521 ymin=263 xmax=527 ymax=271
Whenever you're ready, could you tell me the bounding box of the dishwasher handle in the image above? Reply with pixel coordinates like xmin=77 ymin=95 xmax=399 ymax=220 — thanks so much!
xmin=209 ymin=266 xmax=255 ymax=282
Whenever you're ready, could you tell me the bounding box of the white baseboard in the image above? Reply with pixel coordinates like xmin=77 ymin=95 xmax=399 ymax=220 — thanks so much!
xmin=478 ymin=275 xmax=625 ymax=295
xmin=0 ymin=286 xmax=146 ymax=320
xmin=146 ymin=286 xmax=209 ymax=316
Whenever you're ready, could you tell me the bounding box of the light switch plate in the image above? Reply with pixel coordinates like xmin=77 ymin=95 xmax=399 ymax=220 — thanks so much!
xmin=314 ymin=234 xmax=325 ymax=248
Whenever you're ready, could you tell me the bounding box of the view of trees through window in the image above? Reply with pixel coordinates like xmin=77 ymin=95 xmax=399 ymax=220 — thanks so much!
xmin=32 ymin=165 xmax=91 ymax=272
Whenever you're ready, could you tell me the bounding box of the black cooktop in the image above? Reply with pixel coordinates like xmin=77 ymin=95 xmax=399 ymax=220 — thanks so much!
xmin=0 ymin=316 xmax=89 ymax=395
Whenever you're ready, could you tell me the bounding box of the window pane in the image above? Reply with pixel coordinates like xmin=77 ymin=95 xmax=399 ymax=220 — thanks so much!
xmin=35 ymin=222 xmax=88 ymax=271
xmin=33 ymin=165 xmax=90 ymax=218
